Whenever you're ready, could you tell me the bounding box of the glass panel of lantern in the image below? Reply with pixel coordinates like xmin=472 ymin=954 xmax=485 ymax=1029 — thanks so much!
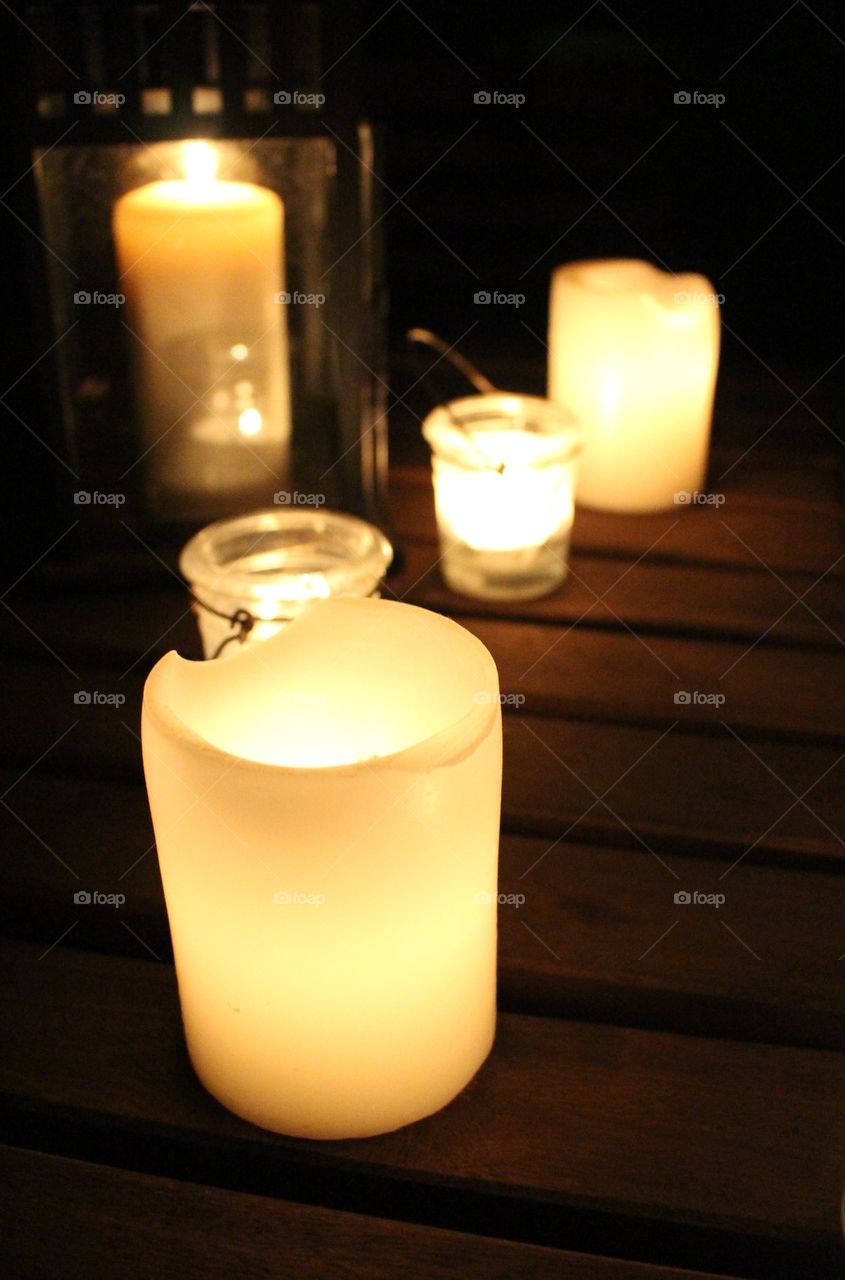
xmin=18 ymin=1 xmax=388 ymax=558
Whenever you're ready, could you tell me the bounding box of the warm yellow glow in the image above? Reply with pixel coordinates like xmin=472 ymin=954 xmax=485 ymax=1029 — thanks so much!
xmin=435 ymin=429 xmax=572 ymax=552
xmin=183 ymin=139 xmax=217 ymax=189
xmin=141 ymin=598 xmax=502 ymax=1139
xmin=237 ymin=407 xmax=262 ymax=437
xmin=548 ymin=259 xmax=720 ymax=512
xmin=252 ymin=574 xmax=331 ymax=618
xmin=111 ymin=156 xmax=292 ymax=510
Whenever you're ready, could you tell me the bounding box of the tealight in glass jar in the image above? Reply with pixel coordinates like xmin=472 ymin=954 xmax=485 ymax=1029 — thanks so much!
xmin=180 ymin=508 xmax=393 ymax=658
xmin=422 ymin=394 xmax=581 ymax=601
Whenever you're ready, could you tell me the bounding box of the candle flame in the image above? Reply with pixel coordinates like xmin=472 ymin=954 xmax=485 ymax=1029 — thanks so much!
xmin=238 ymin=407 xmax=262 ymax=437
xmin=183 ymin=140 xmax=217 ymax=188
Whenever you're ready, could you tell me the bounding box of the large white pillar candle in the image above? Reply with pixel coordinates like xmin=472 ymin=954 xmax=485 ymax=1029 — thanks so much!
xmin=548 ymin=259 xmax=720 ymax=512
xmin=114 ymin=142 xmax=291 ymax=519
xmin=142 ymin=597 xmax=502 ymax=1138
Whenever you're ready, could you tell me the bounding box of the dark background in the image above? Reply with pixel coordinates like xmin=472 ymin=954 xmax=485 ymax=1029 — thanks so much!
xmin=1 ymin=1 xmax=843 ymax=560
xmin=358 ymin=1 xmax=845 ymax=376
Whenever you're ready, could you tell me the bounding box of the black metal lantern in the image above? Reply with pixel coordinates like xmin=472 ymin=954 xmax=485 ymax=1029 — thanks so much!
xmin=12 ymin=1 xmax=388 ymax=562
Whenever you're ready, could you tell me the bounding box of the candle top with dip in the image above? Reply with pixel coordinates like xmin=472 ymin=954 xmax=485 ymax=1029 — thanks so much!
xmin=145 ymin=596 xmax=499 ymax=769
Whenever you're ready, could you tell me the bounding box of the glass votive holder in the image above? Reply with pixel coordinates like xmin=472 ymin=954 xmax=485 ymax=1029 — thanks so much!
xmin=180 ymin=508 xmax=393 ymax=659
xmin=422 ymin=394 xmax=581 ymax=601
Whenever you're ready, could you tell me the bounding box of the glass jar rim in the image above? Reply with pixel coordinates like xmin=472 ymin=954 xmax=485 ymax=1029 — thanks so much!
xmin=179 ymin=508 xmax=393 ymax=605
xmin=422 ymin=393 xmax=580 ymax=469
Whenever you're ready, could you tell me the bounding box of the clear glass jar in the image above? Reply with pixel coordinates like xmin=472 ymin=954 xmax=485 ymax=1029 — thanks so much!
xmin=180 ymin=508 xmax=393 ymax=658
xmin=422 ymin=394 xmax=581 ymax=601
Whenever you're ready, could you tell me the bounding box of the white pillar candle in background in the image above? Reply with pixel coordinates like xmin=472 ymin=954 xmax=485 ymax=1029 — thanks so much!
xmin=114 ymin=141 xmax=291 ymax=519
xmin=142 ymin=598 xmax=502 ymax=1139
xmin=548 ymin=259 xmax=720 ymax=512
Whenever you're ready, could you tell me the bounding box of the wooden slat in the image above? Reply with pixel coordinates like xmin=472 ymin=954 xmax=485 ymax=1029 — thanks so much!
xmin=706 ymin=448 xmax=845 ymax=512
xmin=5 ymin=539 xmax=845 ymax=666
xmin=1 ymin=772 xmax=844 ymax=1051
xmin=462 ymin=617 xmax=845 ymax=744
xmin=0 ymin=940 xmax=842 ymax=1278
xmin=1 ymin=1146 xmax=711 ymax=1280
xmin=705 ymin=447 xmax=843 ymax=512
xmin=500 ymin=716 xmax=845 ymax=867
xmin=389 ymin=467 xmax=845 ymax=577
xmin=387 ymin=540 xmax=845 ymax=649
xmin=2 ymin=600 xmax=844 ymax=753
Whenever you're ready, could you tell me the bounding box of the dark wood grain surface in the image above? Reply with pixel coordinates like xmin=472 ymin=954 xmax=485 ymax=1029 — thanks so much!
xmin=0 ymin=1147 xmax=751 ymax=1280
xmin=1 ymin=939 xmax=843 ymax=1275
xmin=1 ymin=445 xmax=843 ymax=1279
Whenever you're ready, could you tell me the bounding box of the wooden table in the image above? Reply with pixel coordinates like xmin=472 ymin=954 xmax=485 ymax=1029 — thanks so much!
xmin=1 ymin=445 xmax=844 ymax=1279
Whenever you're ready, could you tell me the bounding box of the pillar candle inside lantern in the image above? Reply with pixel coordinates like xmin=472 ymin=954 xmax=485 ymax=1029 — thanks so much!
xmin=113 ymin=141 xmax=292 ymax=520
xmin=547 ymin=259 xmax=721 ymax=512
xmin=141 ymin=597 xmax=502 ymax=1139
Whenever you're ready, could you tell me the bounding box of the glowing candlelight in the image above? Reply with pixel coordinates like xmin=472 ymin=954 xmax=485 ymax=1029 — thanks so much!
xmin=142 ymin=598 xmax=502 ymax=1138
xmin=113 ymin=142 xmax=292 ymax=519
